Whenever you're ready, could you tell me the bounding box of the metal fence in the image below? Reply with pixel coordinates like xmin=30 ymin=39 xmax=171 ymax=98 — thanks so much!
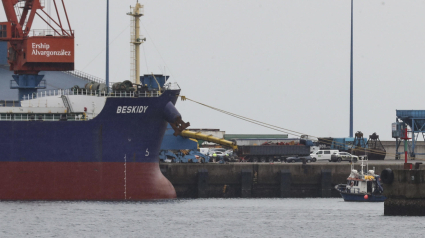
xmin=31 ymin=29 xmax=74 ymax=37
xmin=163 ymin=82 xmax=180 ymax=90
xmin=10 ymin=80 xmax=46 ymax=89
xmin=64 ymin=70 xmax=110 ymax=86
xmin=21 ymin=88 xmax=161 ymax=101
xmin=0 ymin=113 xmax=86 ymax=122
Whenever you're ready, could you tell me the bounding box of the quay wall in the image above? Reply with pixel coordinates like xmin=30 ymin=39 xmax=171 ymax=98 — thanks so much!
xmin=384 ymin=169 xmax=425 ymax=216
xmin=161 ymin=163 xmax=404 ymax=199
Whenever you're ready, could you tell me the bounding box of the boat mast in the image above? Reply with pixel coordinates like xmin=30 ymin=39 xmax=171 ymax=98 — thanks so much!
xmin=128 ymin=1 xmax=145 ymax=84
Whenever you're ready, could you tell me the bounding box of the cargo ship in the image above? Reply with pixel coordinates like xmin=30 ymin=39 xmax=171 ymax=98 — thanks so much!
xmin=0 ymin=1 xmax=185 ymax=200
xmin=0 ymin=83 xmax=185 ymax=200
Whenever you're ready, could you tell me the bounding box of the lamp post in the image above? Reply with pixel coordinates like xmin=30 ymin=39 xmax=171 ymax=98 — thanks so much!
xmin=106 ymin=0 xmax=110 ymax=94
xmin=350 ymin=0 xmax=354 ymax=138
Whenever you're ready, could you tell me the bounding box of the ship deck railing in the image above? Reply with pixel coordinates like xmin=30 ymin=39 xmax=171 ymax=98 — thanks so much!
xmin=22 ymin=89 xmax=162 ymax=101
xmin=348 ymin=188 xmax=360 ymax=194
xmin=63 ymin=70 xmax=110 ymax=86
xmin=0 ymin=113 xmax=86 ymax=122
xmin=63 ymin=70 xmax=181 ymax=90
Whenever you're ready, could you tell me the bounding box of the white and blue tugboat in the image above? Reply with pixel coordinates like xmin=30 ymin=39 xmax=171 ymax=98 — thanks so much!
xmin=335 ymin=158 xmax=386 ymax=202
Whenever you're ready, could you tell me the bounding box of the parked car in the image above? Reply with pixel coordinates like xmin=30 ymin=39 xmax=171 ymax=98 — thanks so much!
xmin=225 ymin=149 xmax=233 ymax=156
xmin=208 ymin=148 xmax=226 ymax=156
xmin=310 ymin=150 xmax=339 ymax=162
xmin=330 ymin=152 xmax=358 ymax=163
xmin=199 ymin=148 xmax=209 ymax=155
xmin=285 ymin=156 xmax=313 ymax=163
xmin=208 ymin=151 xmax=229 ymax=162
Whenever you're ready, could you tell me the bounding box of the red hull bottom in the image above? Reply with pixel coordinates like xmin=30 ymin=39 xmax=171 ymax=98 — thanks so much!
xmin=0 ymin=162 xmax=176 ymax=200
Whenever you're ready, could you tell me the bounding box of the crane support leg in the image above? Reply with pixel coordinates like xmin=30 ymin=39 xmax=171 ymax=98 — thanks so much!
xmin=11 ymin=74 xmax=46 ymax=100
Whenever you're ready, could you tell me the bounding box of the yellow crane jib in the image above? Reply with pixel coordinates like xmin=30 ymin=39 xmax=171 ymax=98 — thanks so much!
xmin=180 ymin=130 xmax=238 ymax=151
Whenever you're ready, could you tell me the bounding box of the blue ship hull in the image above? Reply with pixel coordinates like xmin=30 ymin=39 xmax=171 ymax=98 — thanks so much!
xmin=0 ymin=90 xmax=182 ymax=200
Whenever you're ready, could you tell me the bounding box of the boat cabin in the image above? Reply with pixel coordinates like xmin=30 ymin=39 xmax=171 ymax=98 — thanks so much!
xmin=344 ymin=169 xmax=383 ymax=195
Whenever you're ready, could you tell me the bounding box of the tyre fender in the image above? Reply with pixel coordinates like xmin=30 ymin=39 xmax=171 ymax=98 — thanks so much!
xmin=381 ymin=168 xmax=394 ymax=184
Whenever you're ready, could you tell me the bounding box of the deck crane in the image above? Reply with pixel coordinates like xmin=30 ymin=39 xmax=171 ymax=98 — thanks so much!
xmin=0 ymin=0 xmax=74 ymax=100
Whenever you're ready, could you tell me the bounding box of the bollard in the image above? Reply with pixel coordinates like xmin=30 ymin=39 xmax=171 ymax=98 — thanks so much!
xmin=241 ymin=169 xmax=252 ymax=198
xmin=198 ymin=169 xmax=208 ymax=198
xmin=321 ymin=169 xmax=332 ymax=198
xmin=280 ymin=169 xmax=291 ymax=198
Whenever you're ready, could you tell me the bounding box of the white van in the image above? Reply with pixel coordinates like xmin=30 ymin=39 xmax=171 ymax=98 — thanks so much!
xmin=310 ymin=146 xmax=320 ymax=154
xmin=310 ymin=150 xmax=339 ymax=161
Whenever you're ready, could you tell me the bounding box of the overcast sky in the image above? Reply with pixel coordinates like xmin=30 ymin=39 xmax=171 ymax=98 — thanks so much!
xmin=1 ymin=0 xmax=425 ymax=140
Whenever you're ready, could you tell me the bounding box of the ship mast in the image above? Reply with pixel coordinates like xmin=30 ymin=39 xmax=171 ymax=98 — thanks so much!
xmin=128 ymin=1 xmax=146 ymax=84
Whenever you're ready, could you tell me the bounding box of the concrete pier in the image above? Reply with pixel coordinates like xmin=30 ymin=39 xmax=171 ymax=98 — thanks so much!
xmin=161 ymin=163 xmax=404 ymax=198
xmin=241 ymin=169 xmax=252 ymax=198
xmin=279 ymin=170 xmax=291 ymax=198
xmin=321 ymin=169 xmax=332 ymax=198
xmin=383 ymin=167 xmax=425 ymax=216
xmin=197 ymin=169 xmax=208 ymax=198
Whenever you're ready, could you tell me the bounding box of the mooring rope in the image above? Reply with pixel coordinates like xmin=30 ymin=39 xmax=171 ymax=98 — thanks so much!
xmin=180 ymin=96 xmax=401 ymax=158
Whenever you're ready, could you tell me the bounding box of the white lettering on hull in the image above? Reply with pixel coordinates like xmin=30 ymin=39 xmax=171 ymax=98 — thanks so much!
xmin=117 ymin=106 xmax=148 ymax=114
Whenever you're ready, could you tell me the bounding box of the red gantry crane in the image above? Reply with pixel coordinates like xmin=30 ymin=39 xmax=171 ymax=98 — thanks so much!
xmin=0 ymin=0 xmax=74 ymax=100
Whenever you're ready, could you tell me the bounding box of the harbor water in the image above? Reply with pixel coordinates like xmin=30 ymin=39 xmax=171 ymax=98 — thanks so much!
xmin=0 ymin=198 xmax=423 ymax=238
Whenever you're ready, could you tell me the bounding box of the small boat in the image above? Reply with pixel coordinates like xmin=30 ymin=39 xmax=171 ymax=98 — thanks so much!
xmin=335 ymin=158 xmax=386 ymax=202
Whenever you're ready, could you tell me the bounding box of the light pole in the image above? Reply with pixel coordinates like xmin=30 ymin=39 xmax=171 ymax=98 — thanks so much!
xmin=350 ymin=0 xmax=354 ymax=138
xmin=106 ymin=0 xmax=110 ymax=94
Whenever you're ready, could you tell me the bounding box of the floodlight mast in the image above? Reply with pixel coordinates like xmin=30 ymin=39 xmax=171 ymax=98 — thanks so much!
xmin=349 ymin=0 xmax=354 ymax=138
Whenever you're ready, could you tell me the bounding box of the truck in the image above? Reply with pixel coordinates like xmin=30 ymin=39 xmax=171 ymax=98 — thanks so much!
xmin=175 ymin=130 xmax=316 ymax=163
xmin=236 ymin=139 xmax=313 ymax=163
